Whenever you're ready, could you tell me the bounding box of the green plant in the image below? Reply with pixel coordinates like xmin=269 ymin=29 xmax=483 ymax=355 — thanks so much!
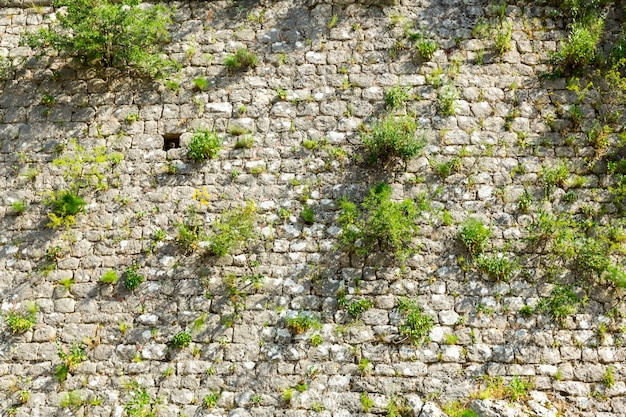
xmin=443 ymin=401 xmax=479 ymax=417
xmin=494 ymin=22 xmax=512 ymax=55
xmin=414 ymin=36 xmax=438 ymax=61
xmin=59 ymin=390 xmax=83 ymax=409
xmin=10 ymin=200 xmax=28 ymax=215
xmin=517 ymin=189 xmax=532 ymax=212
xmin=434 ymin=157 xmax=461 ymax=179
xmin=285 ymin=312 xmax=321 ymax=335
xmin=509 ymin=375 xmax=533 ymax=401
xmin=438 ymin=84 xmax=459 ymax=116
xmin=207 ymin=202 xmax=257 ymax=256
xmin=224 ymin=47 xmax=258 ymax=71
xmin=576 ymin=238 xmax=610 ymax=276
xmin=41 ymin=93 xmax=55 ymax=106
xmin=384 ymin=85 xmax=411 ymax=109
xmin=357 ymin=357 xmax=371 ymax=375
xmin=386 ymin=396 xmax=411 ymax=417
xmin=3 ymin=303 xmax=37 ymax=334
xmin=193 ymin=76 xmax=209 ymax=91
xmin=301 ymin=205 xmax=315 ymax=225
xmin=603 ymin=366 xmax=615 ymax=388
xmin=56 ymin=342 xmax=86 ymax=382
xmin=338 ymin=289 xmax=374 ymax=319
xmin=24 ymin=0 xmax=176 ymax=78
xmin=46 ymin=190 xmax=86 ymax=228
xmin=187 ymin=129 xmax=222 ymax=163
xmin=234 ymin=136 xmax=254 ymax=149
xmin=444 ymin=333 xmax=459 ymax=345
xmin=475 ymin=254 xmax=515 ymax=281
xmin=540 ymin=160 xmax=569 ymax=192
xmin=328 ymin=14 xmax=338 ymax=29
xmin=100 ymin=270 xmax=118 ymax=285
xmin=124 ymin=381 xmax=160 ymax=417
xmin=537 ymin=284 xmax=585 ymax=325
xmin=310 ymin=333 xmax=323 ymax=347
xmin=552 ymin=19 xmax=604 ymax=69
xmin=338 ymin=183 xmax=421 ymax=265
xmin=312 ymin=402 xmax=326 ymax=412
xmin=124 ymin=265 xmax=145 ymax=291
xmin=171 ymin=330 xmax=192 ymax=348
xmin=126 ymin=113 xmax=139 ymax=123
xmin=281 ymin=387 xmax=294 ymax=404
xmin=361 ymin=114 xmax=426 ymax=165
xmin=250 ymin=394 xmax=263 ymax=405
xmin=203 ymin=391 xmax=221 ymax=409
xmin=459 ymin=217 xmax=491 ymax=256
xmin=397 ymin=297 xmax=434 ymax=345
xmin=518 ymin=305 xmax=534 ymax=318
xmin=361 ymin=392 xmax=374 ymax=412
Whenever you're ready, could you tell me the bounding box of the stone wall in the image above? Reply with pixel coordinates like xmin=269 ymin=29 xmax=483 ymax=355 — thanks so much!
xmin=1 ymin=1 xmax=626 ymax=416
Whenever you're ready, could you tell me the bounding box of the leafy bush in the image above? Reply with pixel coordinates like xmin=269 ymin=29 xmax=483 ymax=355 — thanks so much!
xmin=56 ymin=342 xmax=86 ymax=382
xmin=187 ymin=129 xmax=222 ymax=163
xmin=537 ymin=284 xmax=585 ymax=325
xmin=540 ymin=160 xmax=569 ymax=193
xmin=301 ymin=205 xmax=315 ymax=225
xmin=207 ymin=202 xmax=257 ymax=256
xmin=24 ymin=0 xmax=176 ymax=78
xmin=475 ymin=254 xmax=515 ymax=281
xmin=494 ymin=22 xmax=512 ymax=55
xmin=46 ymin=190 xmax=86 ymax=228
xmin=10 ymin=200 xmax=28 ymax=215
xmin=175 ymin=222 xmax=203 ymax=253
xmin=397 ymin=297 xmax=433 ymax=345
xmin=171 ymin=330 xmax=192 ymax=348
xmin=124 ymin=381 xmax=159 ymax=417
xmin=385 ymin=85 xmax=411 ymax=109
xmin=438 ymin=84 xmax=459 ymax=116
xmin=338 ymin=182 xmax=420 ymax=264
xmin=552 ymin=19 xmax=604 ymax=69
xmin=3 ymin=303 xmax=37 ymax=334
xmin=224 ymin=47 xmax=258 ymax=71
xmin=203 ymin=391 xmax=221 ymax=409
xmin=459 ymin=217 xmax=491 ymax=256
xmin=576 ymin=238 xmax=611 ymax=276
xmin=337 ymin=289 xmax=374 ymax=319
xmin=415 ymin=37 xmax=438 ymax=61
xmin=361 ymin=115 xmax=426 ymax=164
xmin=286 ymin=312 xmax=321 ymax=335
xmin=124 ymin=265 xmax=145 ymax=291
xmin=100 ymin=270 xmax=118 ymax=285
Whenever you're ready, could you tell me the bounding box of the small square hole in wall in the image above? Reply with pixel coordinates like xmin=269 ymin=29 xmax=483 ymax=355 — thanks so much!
xmin=163 ymin=133 xmax=181 ymax=150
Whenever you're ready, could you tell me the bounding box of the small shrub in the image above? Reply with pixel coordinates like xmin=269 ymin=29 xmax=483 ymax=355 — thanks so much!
xmin=234 ymin=136 xmax=254 ymax=149
xmin=176 ymin=222 xmax=203 ymax=253
xmin=576 ymin=238 xmax=610 ymax=276
xmin=606 ymin=266 xmax=626 ymax=288
xmin=285 ymin=312 xmax=321 ymax=335
xmin=100 ymin=270 xmax=118 ymax=285
xmin=124 ymin=381 xmax=159 ymax=417
xmin=357 ymin=357 xmax=371 ymax=375
xmin=518 ymin=305 xmax=534 ymax=318
xmin=517 ymin=189 xmax=532 ymax=212
xmin=10 ymin=200 xmax=28 ymax=215
xmin=494 ymin=22 xmax=512 ymax=55
xmin=281 ymin=387 xmax=294 ymax=403
xmin=171 ymin=330 xmax=192 ymax=348
xmin=301 ymin=205 xmax=315 ymax=225
xmin=540 ymin=160 xmax=569 ymax=192
xmin=603 ymin=366 xmax=615 ymax=388
xmin=537 ymin=284 xmax=585 ymax=325
xmin=338 ymin=289 xmax=374 ymax=319
xmin=310 ymin=334 xmax=324 ymax=347
xmin=193 ymin=76 xmax=209 ymax=91
xmin=49 ymin=190 xmax=86 ymax=218
xmin=3 ymin=303 xmax=37 ymax=333
xmin=56 ymin=342 xmax=86 ymax=382
xmin=552 ymin=19 xmax=604 ymax=69
xmin=124 ymin=265 xmax=145 ymax=291
xmin=415 ymin=37 xmax=438 ymax=61
xmin=224 ymin=47 xmax=258 ymax=71
xmin=24 ymin=0 xmax=176 ymax=78
xmin=338 ymin=182 xmax=421 ymax=264
xmin=475 ymin=254 xmax=515 ymax=281
xmin=203 ymin=391 xmax=221 ymax=409
xmin=188 ymin=129 xmax=222 ymax=163
xmin=361 ymin=114 xmax=426 ymax=164
xmin=207 ymin=202 xmax=257 ymax=256
xmin=459 ymin=217 xmax=491 ymax=256
xmin=397 ymin=297 xmax=434 ymax=345
xmin=361 ymin=392 xmax=374 ymax=412
xmin=384 ymin=85 xmax=411 ymax=109
xmin=438 ymin=84 xmax=459 ymax=116
xmin=509 ymin=375 xmax=533 ymax=401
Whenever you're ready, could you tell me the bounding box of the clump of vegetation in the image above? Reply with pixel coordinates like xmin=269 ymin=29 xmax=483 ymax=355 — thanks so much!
xmin=124 ymin=381 xmax=160 ymax=417
xmin=397 ymin=297 xmax=434 ymax=345
xmin=471 ymin=375 xmax=533 ymax=402
xmin=187 ymin=129 xmax=222 ymax=163
xmin=337 ymin=288 xmax=374 ymax=319
xmin=384 ymin=85 xmax=411 ymax=109
xmin=475 ymin=254 xmax=516 ymax=282
xmin=361 ymin=115 xmax=426 ymax=165
xmin=301 ymin=205 xmax=315 ymax=225
xmin=459 ymin=217 xmax=491 ymax=256
xmin=10 ymin=200 xmax=28 ymax=215
xmin=285 ymin=312 xmax=321 ymax=335
xmin=3 ymin=303 xmax=37 ymax=334
xmin=55 ymin=342 xmax=86 ymax=382
xmin=207 ymin=202 xmax=257 ymax=256
xmin=46 ymin=190 xmax=86 ymax=228
xmin=224 ymin=47 xmax=258 ymax=71
xmin=100 ymin=270 xmax=118 ymax=285
xmin=338 ymin=182 xmax=421 ymax=266
xmin=438 ymin=84 xmax=459 ymax=116
xmin=203 ymin=391 xmax=221 ymax=409
xmin=171 ymin=330 xmax=192 ymax=349
xmin=24 ymin=0 xmax=176 ymax=78
xmin=552 ymin=19 xmax=604 ymax=70
xmin=124 ymin=265 xmax=145 ymax=291
xmin=414 ymin=34 xmax=438 ymax=61
xmin=536 ymin=284 xmax=586 ymax=325
xmin=494 ymin=22 xmax=512 ymax=55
